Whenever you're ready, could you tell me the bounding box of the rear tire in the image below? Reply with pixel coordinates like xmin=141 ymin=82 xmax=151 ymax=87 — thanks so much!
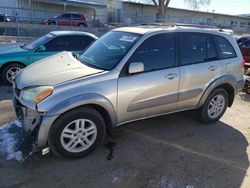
xmin=48 ymin=107 xmax=106 ymax=158
xmin=196 ymin=88 xmax=229 ymax=124
xmin=246 ymin=87 xmax=250 ymax=94
xmin=1 ymin=63 xmax=25 ymax=85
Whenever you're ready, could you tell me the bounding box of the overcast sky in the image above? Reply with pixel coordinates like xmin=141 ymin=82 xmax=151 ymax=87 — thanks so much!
xmin=167 ymin=0 xmax=250 ymax=15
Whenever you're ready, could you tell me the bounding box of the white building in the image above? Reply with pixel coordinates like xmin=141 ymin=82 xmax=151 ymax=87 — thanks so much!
xmin=121 ymin=1 xmax=250 ymax=33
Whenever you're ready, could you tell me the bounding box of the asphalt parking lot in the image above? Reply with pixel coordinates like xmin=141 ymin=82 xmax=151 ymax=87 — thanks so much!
xmin=0 ymin=84 xmax=250 ymax=188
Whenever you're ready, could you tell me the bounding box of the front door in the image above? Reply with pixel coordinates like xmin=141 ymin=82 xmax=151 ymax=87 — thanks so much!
xmin=117 ymin=33 xmax=179 ymax=124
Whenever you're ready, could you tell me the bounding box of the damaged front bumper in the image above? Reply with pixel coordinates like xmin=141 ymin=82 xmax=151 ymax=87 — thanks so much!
xmin=13 ymin=97 xmax=41 ymax=132
xmin=12 ymin=96 xmax=58 ymax=151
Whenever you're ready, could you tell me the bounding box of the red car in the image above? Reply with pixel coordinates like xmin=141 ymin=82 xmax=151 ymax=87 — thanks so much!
xmin=239 ymin=40 xmax=250 ymax=63
xmin=42 ymin=13 xmax=88 ymax=27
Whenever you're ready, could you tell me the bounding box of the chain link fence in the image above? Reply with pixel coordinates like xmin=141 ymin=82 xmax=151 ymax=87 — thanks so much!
xmin=0 ymin=0 xmax=109 ymax=39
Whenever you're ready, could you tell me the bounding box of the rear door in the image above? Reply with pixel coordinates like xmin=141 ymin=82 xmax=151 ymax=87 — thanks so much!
xmin=177 ymin=32 xmax=222 ymax=110
xmin=117 ymin=33 xmax=179 ymax=123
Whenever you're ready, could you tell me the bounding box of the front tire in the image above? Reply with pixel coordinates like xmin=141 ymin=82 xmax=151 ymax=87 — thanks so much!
xmin=196 ymin=88 xmax=229 ymax=124
xmin=77 ymin=23 xmax=86 ymax=27
xmin=2 ymin=63 xmax=24 ymax=85
xmin=48 ymin=107 xmax=106 ymax=158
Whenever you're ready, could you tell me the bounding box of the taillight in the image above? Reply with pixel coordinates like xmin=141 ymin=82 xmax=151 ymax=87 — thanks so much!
xmin=242 ymin=58 xmax=246 ymax=74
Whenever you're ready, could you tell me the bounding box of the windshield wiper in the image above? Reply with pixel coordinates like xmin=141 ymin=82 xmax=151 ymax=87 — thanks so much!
xmin=80 ymin=57 xmax=107 ymax=71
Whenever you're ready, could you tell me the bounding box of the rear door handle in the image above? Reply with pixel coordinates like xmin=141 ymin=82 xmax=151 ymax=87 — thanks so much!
xmin=208 ymin=65 xmax=217 ymax=71
xmin=165 ymin=73 xmax=177 ymax=80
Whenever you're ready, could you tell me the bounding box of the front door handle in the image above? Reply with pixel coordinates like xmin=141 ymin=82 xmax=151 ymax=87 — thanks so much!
xmin=208 ymin=65 xmax=217 ymax=71
xmin=165 ymin=73 xmax=177 ymax=80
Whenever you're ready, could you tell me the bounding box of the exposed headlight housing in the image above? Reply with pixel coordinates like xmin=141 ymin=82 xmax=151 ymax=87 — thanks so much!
xmin=22 ymin=86 xmax=53 ymax=104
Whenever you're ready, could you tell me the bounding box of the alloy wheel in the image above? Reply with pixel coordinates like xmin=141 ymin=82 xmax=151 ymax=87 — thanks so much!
xmin=60 ymin=119 xmax=97 ymax=153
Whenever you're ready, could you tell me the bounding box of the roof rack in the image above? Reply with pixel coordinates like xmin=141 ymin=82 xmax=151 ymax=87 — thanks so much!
xmin=140 ymin=23 xmax=233 ymax=33
xmin=172 ymin=23 xmax=217 ymax=28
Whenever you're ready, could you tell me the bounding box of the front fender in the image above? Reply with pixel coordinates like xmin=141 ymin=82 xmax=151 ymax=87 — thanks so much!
xmin=197 ymin=74 xmax=237 ymax=108
xmin=36 ymin=93 xmax=117 ymax=148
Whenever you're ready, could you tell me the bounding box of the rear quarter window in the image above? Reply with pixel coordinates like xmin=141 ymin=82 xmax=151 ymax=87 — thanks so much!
xmin=213 ymin=35 xmax=236 ymax=59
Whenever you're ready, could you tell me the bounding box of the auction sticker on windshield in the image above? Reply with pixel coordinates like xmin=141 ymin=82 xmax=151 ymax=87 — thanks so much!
xmin=119 ymin=36 xmax=137 ymax=42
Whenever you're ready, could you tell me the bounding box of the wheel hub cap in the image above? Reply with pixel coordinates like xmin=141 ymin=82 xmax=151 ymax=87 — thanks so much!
xmin=60 ymin=119 xmax=97 ymax=153
xmin=6 ymin=67 xmax=22 ymax=83
xmin=207 ymin=94 xmax=225 ymax=119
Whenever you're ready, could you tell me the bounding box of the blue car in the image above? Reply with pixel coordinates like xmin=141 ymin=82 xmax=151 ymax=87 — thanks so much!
xmin=0 ymin=31 xmax=97 ymax=85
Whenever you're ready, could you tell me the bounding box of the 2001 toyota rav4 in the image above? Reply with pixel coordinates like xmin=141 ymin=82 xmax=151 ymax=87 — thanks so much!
xmin=13 ymin=25 xmax=245 ymax=158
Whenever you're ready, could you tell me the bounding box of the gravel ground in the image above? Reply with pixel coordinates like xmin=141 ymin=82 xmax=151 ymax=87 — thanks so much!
xmin=0 ymin=84 xmax=250 ymax=188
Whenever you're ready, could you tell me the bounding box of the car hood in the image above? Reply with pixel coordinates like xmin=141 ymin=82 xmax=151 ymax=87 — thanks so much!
xmin=16 ymin=51 xmax=104 ymax=89
xmin=0 ymin=44 xmax=26 ymax=56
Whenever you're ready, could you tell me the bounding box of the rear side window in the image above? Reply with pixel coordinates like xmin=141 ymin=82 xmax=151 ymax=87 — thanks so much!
xmin=179 ymin=33 xmax=206 ymax=65
xmin=129 ymin=33 xmax=175 ymax=72
xmin=44 ymin=35 xmax=94 ymax=52
xmin=61 ymin=14 xmax=71 ymax=19
xmin=207 ymin=35 xmax=218 ymax=61
xmin=72 ymin=14 xmax=81 ymax=19
xmin=213 ymin=36 xmax=236 ymax=59
xmin=240 ymin=40 xmax=250 ymax=48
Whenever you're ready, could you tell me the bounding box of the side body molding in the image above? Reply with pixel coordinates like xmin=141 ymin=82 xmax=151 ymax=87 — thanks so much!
xmin=37 ymin=94 xmax=117 ymax=148
xmin=197 ymin=74 xmax=237 ymax=108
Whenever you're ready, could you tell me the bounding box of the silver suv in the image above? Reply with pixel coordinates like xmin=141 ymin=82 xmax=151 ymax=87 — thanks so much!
xmin=13 ymin=25 xmax=245 ymax=158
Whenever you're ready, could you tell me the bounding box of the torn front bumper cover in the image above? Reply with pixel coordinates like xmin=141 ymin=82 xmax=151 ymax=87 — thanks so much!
xmin=13 ymin=97 xmax=41 ymax=133
xmin=12 ymin=96 xmax=60 ymax=150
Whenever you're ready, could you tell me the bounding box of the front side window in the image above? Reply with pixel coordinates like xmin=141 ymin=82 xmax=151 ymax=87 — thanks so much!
xmin=213 ymin=35 xmax=236 ymax=59
xmin=78 ymin=36 xmax=95 ymax=50
xmin=26 ymin=33 xmax=54 ymax=50
xmin=72 ymin=14 xmax=81 ymax=19
xmin=80 ymin=31 xmax=141 ymax=70
xmin=179 ymin=33 xmax=206 ymax=65
xmin=128 ymin=33 xmax=175 ymax=72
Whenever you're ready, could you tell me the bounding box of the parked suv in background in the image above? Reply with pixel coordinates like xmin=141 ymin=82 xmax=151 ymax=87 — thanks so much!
xmin=239 ymin=40 xmax=250 ymax=62
xmin=42 ymin=13 xmax=88 ymax=27
xmin=13 ymin=25 xmax=244 ymax=158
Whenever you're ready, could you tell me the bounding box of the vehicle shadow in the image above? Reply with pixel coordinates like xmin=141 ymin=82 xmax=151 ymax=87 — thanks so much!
xmin=239 ymin=92 xmax=250 ymax=102
xmin=0 ymin=81 xmax=12 ymax=101
xmin=0 ymin=111 xmax=248 ymax=188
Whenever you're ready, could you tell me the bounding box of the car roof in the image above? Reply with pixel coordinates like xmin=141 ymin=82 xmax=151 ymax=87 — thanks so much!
xmin=113 ymin=25 xmax=233 ymax=36
xmin=49 ymin=31 xmax=98 ymax=39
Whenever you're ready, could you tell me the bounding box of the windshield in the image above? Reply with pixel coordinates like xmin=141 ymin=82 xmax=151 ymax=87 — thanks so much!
xmin=25 ymin=33 xmax=54 ymax=50
xmin=79 ymin=31 xmax=141 ymax=70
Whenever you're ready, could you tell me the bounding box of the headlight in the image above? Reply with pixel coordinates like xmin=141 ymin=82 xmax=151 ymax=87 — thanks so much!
xmin=22 ymin=86 xmax=53 ymax=104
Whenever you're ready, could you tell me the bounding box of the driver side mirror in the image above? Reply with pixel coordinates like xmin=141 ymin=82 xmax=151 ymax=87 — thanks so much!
xmin=36 ymin=45 xmax=46 ymax=52
xmin=128 ymin=62 xmax=144 ymax=74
